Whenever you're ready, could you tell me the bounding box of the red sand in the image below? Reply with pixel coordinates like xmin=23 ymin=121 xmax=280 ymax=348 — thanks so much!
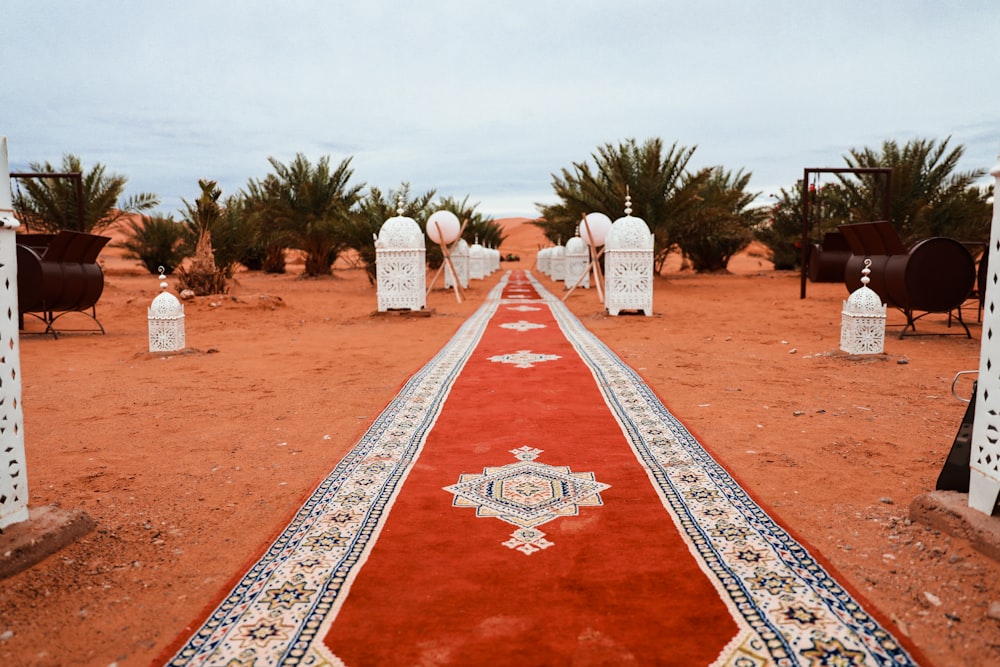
xmin=0 ymin=220 xmax=998 ymax=666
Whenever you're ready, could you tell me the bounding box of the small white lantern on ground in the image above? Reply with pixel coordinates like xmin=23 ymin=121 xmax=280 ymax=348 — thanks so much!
xmin=445 ymin=238 xmax=470 ymax=289
xmin=148 ymin=267 xmax=186 ymax=353
xmin=376 ymin=199 xmax=426 ymax=311
xmin=469 ymin=238 xmax=486 ymax=280
xmin=604 ymin=194 xmax=654 ymax=316
xmin=550 ymin=243 xmax=566 ymax=282
xmin=537 ymin=247 xmax=551 ymax=276
xmin=839 ymin=259 xmax=886 ymax=355
xmin=564 ymin=234 xmax=590 ymax=289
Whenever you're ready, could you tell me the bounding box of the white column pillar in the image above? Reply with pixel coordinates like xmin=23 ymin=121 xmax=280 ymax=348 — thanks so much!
xmin=0 ymin=136 xmax=28 ymax=529
xmin=970 ymin=148 xmax=1000 ymax=515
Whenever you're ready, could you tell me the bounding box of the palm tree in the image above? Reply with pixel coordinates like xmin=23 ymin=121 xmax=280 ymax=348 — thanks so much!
xmin=537 ymin=138 xmax=705 ymax=272
xmin=254 ymin=154 xmax=365 ymax=277
xmin=176 ymin=179 xmax=227 ymax=295
xmin=242 ymin=176 xmax=292 ymax=273
xmin=834 ymin=137 xmax=989 ymax=244
xmin=674 ymin=167 xmax=767 ymax=272
xmin=12 ymin=154 xmax=158 ymax=233
xmin=119 ymin=213 xmax=189 ymax=275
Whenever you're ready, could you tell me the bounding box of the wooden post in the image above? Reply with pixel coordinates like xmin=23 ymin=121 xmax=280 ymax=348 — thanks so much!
xmin=426 ymin=219 xmax=468 ymax=303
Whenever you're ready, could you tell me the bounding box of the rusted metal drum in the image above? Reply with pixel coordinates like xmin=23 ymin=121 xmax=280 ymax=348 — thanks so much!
xmin=16 ymin=231 xmax=110 ymax=315
xmin=808 ymin=231 xmax=851 ymax=282
xmin=845 ymin=236 xmax=975 ymax=312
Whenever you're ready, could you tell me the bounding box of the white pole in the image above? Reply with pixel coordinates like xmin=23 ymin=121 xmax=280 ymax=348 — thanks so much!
xmin=0 ymin=136 xmax=29 ymax=529
xmin=970 ymin=147 xmax=1000 ymax=515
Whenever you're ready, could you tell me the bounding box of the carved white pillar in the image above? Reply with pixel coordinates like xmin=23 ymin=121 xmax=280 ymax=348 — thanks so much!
xmin=0 ymin=136 xmax=28 ymax=529
xmin=970 ymin=149 xmax=1000 ymax=515
xmin=604 ymin=193 xmax=654 ymax=317
xmin=375 ymin=203 xmax=426 ymax=312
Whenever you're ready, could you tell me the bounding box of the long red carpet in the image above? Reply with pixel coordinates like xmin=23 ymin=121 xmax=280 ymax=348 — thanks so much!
xmin=161 ymin=270 xmax=923 ymax=666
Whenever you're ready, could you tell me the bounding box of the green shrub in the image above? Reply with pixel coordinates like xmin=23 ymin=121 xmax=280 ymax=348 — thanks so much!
xmin=119 ymin=213 xmax=190 ymax=274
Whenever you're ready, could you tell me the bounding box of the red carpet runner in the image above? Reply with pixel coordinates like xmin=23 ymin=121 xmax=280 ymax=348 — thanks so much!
xmin=162 ymin=271 xmax=923 ymax=666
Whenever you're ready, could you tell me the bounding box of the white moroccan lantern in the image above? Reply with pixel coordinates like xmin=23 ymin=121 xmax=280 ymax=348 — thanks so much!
xmin=426 ymin=210 xmax=461 ymax=245
xmin=604 ymin=193 xmax=654 ymax=316
xmin=376 ymin=198 xmax=426 ymax=311
xmin=469 ymin=238 xmax=486 ymax=280
xmin=839 ymin=259 xmax=886 ymax=355
xmin=148 ymin=267 xmax=186 ymax=353
xmin=538 ymin=247 xmax=551 ymax=276
xmin=0 ymin=136 xmax=28 ymax=529
xmin=445 ymin=238 xmax=470 ymax=289
xmin=564 ymin=234 xmax=590 ymax=289
xmin=488 ymin=246 xmax=500 ymax=273
xmin=550 ymin=243 xmax=566 ymax=282
xmin=970 ymin=149 xmax=1000 ymax=515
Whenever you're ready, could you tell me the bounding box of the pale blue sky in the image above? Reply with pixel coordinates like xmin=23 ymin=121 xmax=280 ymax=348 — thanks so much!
xmin=3 ymin=1 xmax=997 ymax=218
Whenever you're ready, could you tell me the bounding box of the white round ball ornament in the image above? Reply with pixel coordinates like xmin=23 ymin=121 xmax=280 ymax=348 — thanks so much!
xmin=426 ymin=210 xmax=461 ymax=245
xmin=581 ymin=212 xmax=613 ymax=247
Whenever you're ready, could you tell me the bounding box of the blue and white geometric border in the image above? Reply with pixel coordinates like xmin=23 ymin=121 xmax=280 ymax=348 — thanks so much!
xmin=532 ymin=271 xmax=918 ymax=667
xmin=165 ymin=278 xmax=509 ymax=666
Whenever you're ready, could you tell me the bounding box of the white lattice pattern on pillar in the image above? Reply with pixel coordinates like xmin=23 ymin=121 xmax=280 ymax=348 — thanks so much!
xmin=0 ymin=136 xmax=28 ymax=529
xmin=605 ymin=251 xmax=653 ymax=316
xmin=376 ymin=249 xmax=426 ymax=311
xmin=970 ymin=151 xmax=1000 ymax=515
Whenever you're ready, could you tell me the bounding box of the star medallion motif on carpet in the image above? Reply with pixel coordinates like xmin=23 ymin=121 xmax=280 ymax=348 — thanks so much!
xmin=159 ymin=270 xmax=926 ymax=666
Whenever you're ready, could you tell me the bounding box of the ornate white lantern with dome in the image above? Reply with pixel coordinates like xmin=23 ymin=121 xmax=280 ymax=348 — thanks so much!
xmin=445 ymin=238 xmax=470 ymax=289
xmin=148 ymin=267 xmax=186 ymax=353
xmin=469 ymin=238 xmax=486 ymax=280
xmin=375 ymin=199 xmax=426 ymax=311
xmin=604 ymin=193 xmax=654 ymax=316
xmin=839 ymin=259 xmax=886 ymax=355
xmin=550 ymin=243 xmax=566 ymax=282
xmin=537 ymin=247 xmax=550 ymax=276
xmin=488 ymin=246 xmax=500 ymax=274
xmin=564 ymin=234 xmax=590 ymax=289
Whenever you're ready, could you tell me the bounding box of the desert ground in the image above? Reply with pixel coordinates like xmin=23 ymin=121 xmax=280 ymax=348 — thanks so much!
xmin=0 ymin=218 xmax=998 ymax=667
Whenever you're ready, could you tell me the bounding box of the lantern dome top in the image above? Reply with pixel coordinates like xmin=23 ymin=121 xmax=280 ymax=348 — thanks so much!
xmin=377 ymin=213 xmax=423 ymax=249
xmin=844 ymin=260 xmax=885 ymax=313
xmin=565 ymin=236 xmax=587 ymax=254
xmin=453 ymin=238 xmax=470 ymax=256
xmin=377 ymin=195 xmax=423 ymax=249
xmin=607 ymin=193 xmax=652 ymax=249
xmin=469 ymin=241 xmax=485 ymax=256
xmin=149 ymin=290 xmax=184 ymax=319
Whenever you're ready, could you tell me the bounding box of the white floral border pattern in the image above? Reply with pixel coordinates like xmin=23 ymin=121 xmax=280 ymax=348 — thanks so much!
xmin=165 ymin=277 xmax=510 ymax=666
xmin=531 ymin=271 xmax=917 ymax=667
